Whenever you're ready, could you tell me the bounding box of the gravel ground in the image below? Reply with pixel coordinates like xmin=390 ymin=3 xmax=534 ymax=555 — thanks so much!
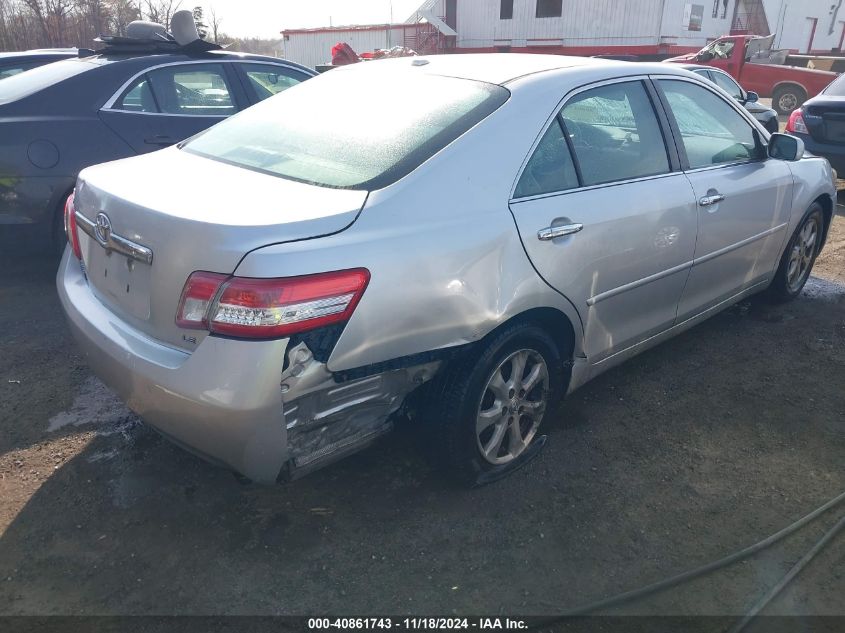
xmin=0 ymin=203 xmax=843 ymax=621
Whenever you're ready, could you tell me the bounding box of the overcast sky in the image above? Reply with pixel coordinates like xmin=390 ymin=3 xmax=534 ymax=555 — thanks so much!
xmin=196 ymin=0 xmax=425 ymax=39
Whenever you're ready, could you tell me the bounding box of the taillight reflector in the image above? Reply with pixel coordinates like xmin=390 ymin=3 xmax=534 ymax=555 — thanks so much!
xmin=63 ymin=193 xmax=82 ymax=260
xmin=176 ymin=269 xmax=370 ymax=339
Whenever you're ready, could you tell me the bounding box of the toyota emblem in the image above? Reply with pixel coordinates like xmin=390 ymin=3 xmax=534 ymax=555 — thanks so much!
xmin=94 ymin=212 xmax=111 ymax=246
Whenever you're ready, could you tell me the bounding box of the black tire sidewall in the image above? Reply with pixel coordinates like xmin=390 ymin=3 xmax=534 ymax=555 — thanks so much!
xmin=773 ymin=86 xmax=805 ymax=116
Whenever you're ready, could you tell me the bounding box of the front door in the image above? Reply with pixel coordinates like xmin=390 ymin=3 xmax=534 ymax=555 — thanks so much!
xmin=655 ymin=78 xmax=794 ymax=321
xmin=510 ymin=79 xmax=698 ymax=361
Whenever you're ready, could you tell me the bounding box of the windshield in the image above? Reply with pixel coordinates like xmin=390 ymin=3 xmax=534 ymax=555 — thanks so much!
xmin=698 ymin=39 xmax=735 ymax=60
xmin=183 ymin=69 xmax=509 ymax=190
xmin=0 ymin=58 xmax=93 ymax=104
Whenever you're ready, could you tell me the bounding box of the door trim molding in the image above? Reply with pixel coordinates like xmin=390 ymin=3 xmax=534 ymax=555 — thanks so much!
xmin=693 ymin=222 xmax=788 ymax=266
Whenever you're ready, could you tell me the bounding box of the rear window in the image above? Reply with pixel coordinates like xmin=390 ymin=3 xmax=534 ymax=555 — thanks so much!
xmin=0 ymin=58 xmax=93 ymax=105
xmin=823 ymin=75 xmax=845 ymax=96
xmin=183 ymin=70 xmax=509 ymax=190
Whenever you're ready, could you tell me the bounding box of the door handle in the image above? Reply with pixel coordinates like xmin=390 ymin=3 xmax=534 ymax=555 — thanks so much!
xmin=537 ymin=223 xmax=583 ymax=241
xmin=699 ymin=193 xmax=726 ymax=207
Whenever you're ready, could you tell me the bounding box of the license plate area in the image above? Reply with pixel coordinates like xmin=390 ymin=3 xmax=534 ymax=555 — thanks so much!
xmin=823 ymin=119 xmax=845 ymax=143
xmin=85 ymin=247 xmax=152 ymax=320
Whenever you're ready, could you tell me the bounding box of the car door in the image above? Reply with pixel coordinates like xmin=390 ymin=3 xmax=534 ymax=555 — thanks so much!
xmin=509 ymin=78 xmax=698 ymax=362
xmin=233 ymin=62 xmax=312 ymax=105
xmin=99 ymin=62 xmax=246 ymax=153
xmin=654 ymin=77 xmax=794 ymax=321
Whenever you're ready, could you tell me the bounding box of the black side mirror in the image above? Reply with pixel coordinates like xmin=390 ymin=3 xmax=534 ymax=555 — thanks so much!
xmin=768 ymin=133 xmax=805 ymax=161
xmin=698 ymin=51 xmax=714 ymax=62
xmin=746 ymin=91 xmax=759 ymax=103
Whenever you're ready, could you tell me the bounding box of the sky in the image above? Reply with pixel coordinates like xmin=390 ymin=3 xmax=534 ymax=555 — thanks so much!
xmin=196 ymin=0 xmax=426 ymax=39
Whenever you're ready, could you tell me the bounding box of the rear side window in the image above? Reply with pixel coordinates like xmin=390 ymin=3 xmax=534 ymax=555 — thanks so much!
xmin=116 ymin=78 xmax=157 ymax=112
xmin=561 ymin=81 xmax=670 ymax=186
xmin=515 ymin=120 xmax=578 ymax=198
xmin=184 ymin=71 xmax=509 ymax=190
xmin=113 ymin=64 xmax=236 ymax=116
xmin=659 ymin=79 xmax=762 ymax=169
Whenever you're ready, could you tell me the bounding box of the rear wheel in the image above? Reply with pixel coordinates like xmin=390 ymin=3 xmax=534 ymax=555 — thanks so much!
xmin=772 ymin=84 xmax=807 ymax=116
xmin=427 ymin=323 xmax=565 ymax=486
xmin=767 ymin=204 xmax=824 ymax=301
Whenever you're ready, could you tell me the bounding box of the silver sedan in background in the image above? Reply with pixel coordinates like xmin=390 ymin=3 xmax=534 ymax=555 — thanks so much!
xmin=58 ymin=55 xmax=835 ymax=485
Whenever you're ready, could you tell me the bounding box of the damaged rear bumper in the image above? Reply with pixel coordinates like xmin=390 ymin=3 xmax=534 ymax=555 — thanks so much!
xmin=57 ymin=252 xmax=438 ymax=483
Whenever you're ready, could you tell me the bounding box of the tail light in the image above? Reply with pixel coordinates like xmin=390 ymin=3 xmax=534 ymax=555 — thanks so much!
xmin=786 ymin=109 xmax=808 ymax=134
xmin=176 ymin=269 xmax=370 ymax=339
xmin=63 ymin=193 xmax=82 ymax=260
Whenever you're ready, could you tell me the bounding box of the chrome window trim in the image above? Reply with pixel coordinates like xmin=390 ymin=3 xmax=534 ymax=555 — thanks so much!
xmin=101 ymin=59 xmax=311 ymax=114
xmin=510 ymin=74 xmax=675 ymax=202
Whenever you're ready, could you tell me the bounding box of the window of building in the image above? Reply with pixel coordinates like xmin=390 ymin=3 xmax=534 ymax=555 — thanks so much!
xmin=500 ymin=0 xmax=513 ymax=19
xmin=536 ymin=0 xmax=562 ymax=18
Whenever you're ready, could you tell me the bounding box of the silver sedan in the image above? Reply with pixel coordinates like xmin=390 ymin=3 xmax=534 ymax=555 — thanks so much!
xmin=58 ymin=55 xmax=836 ymax=485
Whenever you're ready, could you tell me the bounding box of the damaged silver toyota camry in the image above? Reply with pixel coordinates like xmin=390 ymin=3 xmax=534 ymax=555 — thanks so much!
xmin=58 ymin=54 xmax=836 ymax=485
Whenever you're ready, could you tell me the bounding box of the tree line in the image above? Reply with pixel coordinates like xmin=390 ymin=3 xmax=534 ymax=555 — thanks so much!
xmin=0 ymin=1 xmax=281 ymax=55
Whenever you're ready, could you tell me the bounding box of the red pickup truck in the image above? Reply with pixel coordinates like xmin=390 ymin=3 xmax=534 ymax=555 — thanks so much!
xmin=665 ymin=35 xmax=838 ymax=115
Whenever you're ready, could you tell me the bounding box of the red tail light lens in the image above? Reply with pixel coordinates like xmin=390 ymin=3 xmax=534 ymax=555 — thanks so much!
xmin=786 ymin=109 xmax=808 ymax=134
xmin=176 ymin=269 xmax=370 ymax=339
xmin=63 ymin=193 xmax=82 ymax=260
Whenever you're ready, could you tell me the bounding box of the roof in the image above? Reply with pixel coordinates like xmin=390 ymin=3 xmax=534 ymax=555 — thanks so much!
xmin=282 ymin=23 xmax=410 ymax=36
xmin=330 ymin=53 xmax=650 ymax=86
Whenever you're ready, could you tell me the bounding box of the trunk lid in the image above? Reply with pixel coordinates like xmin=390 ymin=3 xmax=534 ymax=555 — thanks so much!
xmin=803 ymin=96 xmax=845 ymax=144
xmin=74 ymin=148 xmax=366 ymax=351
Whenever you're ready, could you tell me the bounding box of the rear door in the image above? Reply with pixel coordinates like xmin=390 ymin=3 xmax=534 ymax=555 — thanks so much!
xmin=99 ymin=61 xmax=246 ymax=153
xmin=654 ymin=77 xmax=794 ymax=321
xmin=509 ymin=78 xmax=698 ymax=362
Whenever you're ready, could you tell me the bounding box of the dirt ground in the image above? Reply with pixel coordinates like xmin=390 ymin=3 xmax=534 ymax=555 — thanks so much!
xmin=0 ymin=203 xmax=843 ymax=623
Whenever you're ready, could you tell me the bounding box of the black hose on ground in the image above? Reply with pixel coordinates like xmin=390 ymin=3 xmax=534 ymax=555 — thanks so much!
xmin=727 ymin=511 xmax=845 ymax=633
xmin=531 ymin=489 xmax=845 ymax=628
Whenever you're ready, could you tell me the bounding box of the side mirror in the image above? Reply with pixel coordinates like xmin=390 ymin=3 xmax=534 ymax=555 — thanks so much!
xmin=746 ymin=91 xmax=759 ymax=103
xmin=698 ymin=51 xmax=714 ymax=62
xmin=768 ymin=133 xmax=805 ymax=161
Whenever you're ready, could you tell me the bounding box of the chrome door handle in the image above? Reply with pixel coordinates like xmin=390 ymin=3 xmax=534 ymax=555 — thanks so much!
xmin=537 ymin=223 xmax=583 ymax=241
xmin=699 ymin=194 xmax=726 ymax=207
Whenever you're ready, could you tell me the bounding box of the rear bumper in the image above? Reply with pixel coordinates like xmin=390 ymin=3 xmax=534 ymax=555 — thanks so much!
xmin=57 ymin=252 xmax=289 ymax=483
xmin=794 ymin=132 xmax=845 ymax=173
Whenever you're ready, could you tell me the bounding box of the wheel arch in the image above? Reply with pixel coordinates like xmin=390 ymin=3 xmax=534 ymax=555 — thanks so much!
xmin=813 ymin=192 xmax=834 ymax=249
xmin=475 ymin=306 xmax=577 ymax=366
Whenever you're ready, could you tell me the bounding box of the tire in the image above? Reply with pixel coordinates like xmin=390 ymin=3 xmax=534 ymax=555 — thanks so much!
xmin=767 ymin=203 xmax=824 ymax=302
xmin=772 ymin=84 xmax=807 ymax=116
xmin=427 ymin=322 xmax=566 ymax=486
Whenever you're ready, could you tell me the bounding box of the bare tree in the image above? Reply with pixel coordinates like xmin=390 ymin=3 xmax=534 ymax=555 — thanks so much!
xmin=141 ymin=0 xmax=181 ymax=28
xmin=208 ymin=4 xmax=221 ymax=44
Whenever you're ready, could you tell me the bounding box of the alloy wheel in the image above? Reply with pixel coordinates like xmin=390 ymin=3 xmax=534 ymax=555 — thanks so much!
xmin=475 ymin=349 xmax=549 ymax=465
xmin=786 ymin=215 xmax=819 ymax=293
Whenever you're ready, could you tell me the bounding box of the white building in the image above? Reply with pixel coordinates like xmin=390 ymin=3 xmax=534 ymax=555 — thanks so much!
xmin=282 ymin=0 xmax=845 ymax=70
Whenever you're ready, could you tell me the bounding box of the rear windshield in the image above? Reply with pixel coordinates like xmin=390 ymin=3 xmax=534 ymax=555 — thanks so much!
xmin=823 ymin=75 xmax=845 ymax=96
xmin=0 ymin=58 xmax=93 ymax=104
xmin=183 ymin=69 xmax=509 ymax=190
